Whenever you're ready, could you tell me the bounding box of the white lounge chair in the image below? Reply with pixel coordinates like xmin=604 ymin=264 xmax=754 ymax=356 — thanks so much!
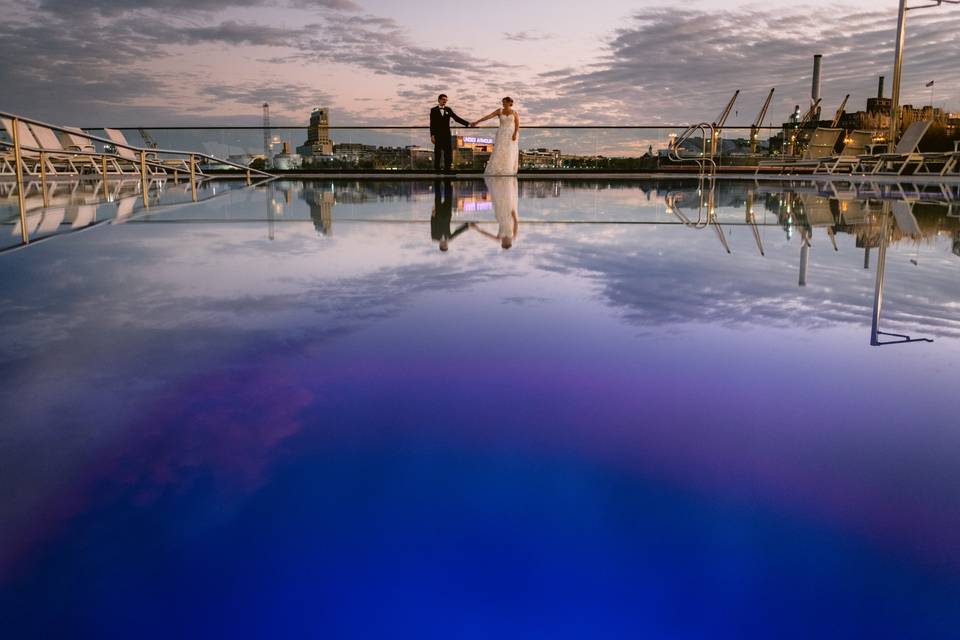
xmin=0 ymin=117 xmax=61 ymax=175
xmin=28 ymin=123 xmax=102 ymax=174
xmin=813 ymin=130 xmax=875 ymax=175
xmin=105 ymin=128 xmax=190 ymax=175
xmin=858 ymin=120 xmax=932 ymax=175
xmin=756 ymin=128 xmax=843 ymax=174
xmin=60 ymin=127 xmax=96 ymax=153
xmin=103 ymin=128 xmax=157 ymax=175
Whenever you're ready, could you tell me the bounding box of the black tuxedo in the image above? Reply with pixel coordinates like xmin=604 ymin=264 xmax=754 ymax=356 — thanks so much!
xmin=430 ymin=105 xmax=469 ymax=171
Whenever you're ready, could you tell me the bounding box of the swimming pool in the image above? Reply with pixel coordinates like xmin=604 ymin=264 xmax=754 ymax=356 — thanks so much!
xmin=2 ymin=178 xmax=959 ymax=638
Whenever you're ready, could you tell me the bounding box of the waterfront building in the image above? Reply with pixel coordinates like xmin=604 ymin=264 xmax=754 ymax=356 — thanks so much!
xmin=334 ymin=142 xmax=376 ymax=165
xmin=273 ymin=141 xmax=302 ymax=170
xmin=455 ymin=135 xmax=494 ymax=169
xmin=521 ymin=148 xmax=562 ymax=169
xmin=296 ymin=107 xmax=334 ymax=158
xmin=408 ymin=146 xmax=433 ymax=169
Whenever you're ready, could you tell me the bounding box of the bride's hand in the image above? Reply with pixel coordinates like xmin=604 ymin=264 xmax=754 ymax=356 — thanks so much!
xmin=512 ymin=133 xmax=518 ymax=141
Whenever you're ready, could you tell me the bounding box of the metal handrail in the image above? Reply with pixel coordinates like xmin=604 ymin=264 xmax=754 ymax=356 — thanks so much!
xmin=668 ymin=122 xmax=718 ymax=177
xmin=0 ymin=111 xmax=273 ymax=178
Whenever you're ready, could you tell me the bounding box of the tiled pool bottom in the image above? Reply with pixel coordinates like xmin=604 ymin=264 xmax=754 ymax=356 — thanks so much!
xmin=1 ymin=179 xmax=959 ymax=638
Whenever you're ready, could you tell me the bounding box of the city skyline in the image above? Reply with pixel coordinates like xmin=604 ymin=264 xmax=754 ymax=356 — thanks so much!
xmin=1 ymin=1 xmax=959 ymax=127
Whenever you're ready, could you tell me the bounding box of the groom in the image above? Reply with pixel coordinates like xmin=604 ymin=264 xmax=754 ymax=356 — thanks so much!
xmin=430 ymin=94 xmax=471 ymax=173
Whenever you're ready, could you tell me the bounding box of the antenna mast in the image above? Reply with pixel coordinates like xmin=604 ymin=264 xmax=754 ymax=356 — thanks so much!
xmin=262 ymin=102 xmax=272 ymax=169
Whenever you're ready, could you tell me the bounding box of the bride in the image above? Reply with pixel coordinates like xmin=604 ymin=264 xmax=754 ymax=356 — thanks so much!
xmin=470 ymin=97 xmax=520 ymax=176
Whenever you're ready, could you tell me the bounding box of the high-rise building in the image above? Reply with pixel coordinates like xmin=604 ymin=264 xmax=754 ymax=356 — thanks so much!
xmin=297 ymin=107 xmax=334 ymax=157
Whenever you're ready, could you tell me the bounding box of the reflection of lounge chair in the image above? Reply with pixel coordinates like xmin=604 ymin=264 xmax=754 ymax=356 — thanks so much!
xmin=12 ymin=210 xmax=43 ymax=237
xmin=838 ymin=200 xmax=869 ymax=225
xmin=798 ymin=194 xmax=835 ymax=226
xmin=756 ymin=128 xmax=843 ymax=174
xmin=892 ymin=200 xmax=922 ymax=236
xmin=36 ymin=207 xmax=66 ymax=234
xmin=114 ymin=195 xmax=138 ymax=222
xmin=813 ymin=130 xmax=875 ymax=174
xmin=70 ymin=205 xmax=97 ymax=228
xmin=858 ymin=120 xmax=931 ymax=175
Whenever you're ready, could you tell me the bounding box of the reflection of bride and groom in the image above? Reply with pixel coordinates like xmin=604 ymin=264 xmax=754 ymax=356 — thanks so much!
xmin=431 ymin=177 xmax=519 ymax=251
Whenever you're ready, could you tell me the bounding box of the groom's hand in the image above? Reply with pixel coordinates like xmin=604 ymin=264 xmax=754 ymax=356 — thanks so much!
xmin=431 ymin=135 xmax=436 ymax=144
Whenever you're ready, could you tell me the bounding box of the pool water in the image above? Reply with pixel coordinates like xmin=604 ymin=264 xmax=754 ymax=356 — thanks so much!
xmin=1 ymin=178 xmax=959 ymax=638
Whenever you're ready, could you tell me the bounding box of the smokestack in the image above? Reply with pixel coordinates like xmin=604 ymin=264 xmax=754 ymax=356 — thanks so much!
xmin=877 ymin=76 xmax=885 ymax=100
xmin=811 ymin=54 xmax=823 ymax=115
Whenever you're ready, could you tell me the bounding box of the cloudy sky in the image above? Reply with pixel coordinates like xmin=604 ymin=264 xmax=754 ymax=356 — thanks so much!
xmin=1 ymin=0 xmax=959 ymax=127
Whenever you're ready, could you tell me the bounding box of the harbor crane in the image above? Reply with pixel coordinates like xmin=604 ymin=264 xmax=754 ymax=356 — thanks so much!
xmin=138 ymin=128 xmax=158 ymax=150
xmin=710 ymin=90 xmax=740 ymax=156
xmin=787 ymin=98 xmax=823 ymax=155
xmin=831 ymin=94 xmax=850 ymax=128
xmin=750 ymin=88 xmax=775 ymax=155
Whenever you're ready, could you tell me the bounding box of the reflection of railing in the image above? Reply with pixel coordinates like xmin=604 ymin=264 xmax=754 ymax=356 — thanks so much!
xmin=0 ymin=176 xmax=272 ymax=253
xmin=664 ymin=177 xmax=732 ymax=254
xmin=870 ymin=205 xmax=934 ymax=346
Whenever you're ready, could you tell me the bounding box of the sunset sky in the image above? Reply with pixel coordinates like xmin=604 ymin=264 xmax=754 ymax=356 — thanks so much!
xmin=2 ymin=0 xmax=959 ymax=127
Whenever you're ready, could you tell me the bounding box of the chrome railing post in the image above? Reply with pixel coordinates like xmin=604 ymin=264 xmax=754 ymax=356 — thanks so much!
xmin=140 ymin=149 xmax=149 ymax=208
xmin=101 ymin=155 xmax=109 ymax=199
xmin=11 ymin=116 xmax=29 ymax=244
xmin=190 ymin=154 xmax=198 ymax=202
xmin=39 ymin=152 xmax=48 ymax=204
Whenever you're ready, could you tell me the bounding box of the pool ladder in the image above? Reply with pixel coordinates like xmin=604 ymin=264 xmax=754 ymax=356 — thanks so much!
xmin=668 ymin=122 xmax=718 ymax=179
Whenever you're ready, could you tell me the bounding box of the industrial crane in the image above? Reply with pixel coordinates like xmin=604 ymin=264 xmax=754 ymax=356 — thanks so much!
xmin=750 ymin=88 xmax=775 ymax=155
xmin=138 ymin=128 xmax=158 ymax=150
xmin=787 ymin=98 xmax=823 ymax=155
xmin=831 ymin=94 xmax=850 ymax=128
xmin=710 ymin=90 xmax=740 ymax=156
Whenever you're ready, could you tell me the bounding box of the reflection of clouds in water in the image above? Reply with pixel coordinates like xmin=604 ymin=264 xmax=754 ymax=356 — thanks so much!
xmin=3 ymin=182 xmax=960 ymax=592
xmin=0 ymin=227 xmax=528 ymax=578
xmin=0 ymin=223 xmax=517 ymax=361
xmin=531 ymin=220 xmax=960 ymax=340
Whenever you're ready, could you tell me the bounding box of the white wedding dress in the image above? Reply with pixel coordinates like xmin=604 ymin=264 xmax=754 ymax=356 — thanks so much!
xmin=484 ymin=111 xmax=519 ymax=176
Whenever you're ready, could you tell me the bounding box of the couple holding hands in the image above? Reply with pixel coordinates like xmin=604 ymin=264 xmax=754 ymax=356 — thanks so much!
xmin=429 ymin=94 xmax=520 ymax=176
